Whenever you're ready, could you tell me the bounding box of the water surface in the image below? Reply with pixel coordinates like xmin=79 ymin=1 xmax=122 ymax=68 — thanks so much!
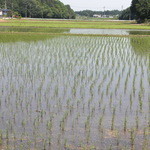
xmin=0 ymin=34 xmax=149 ymax=150
xmin=69 ymin=28 xmax=150 ymax=35
xmin=0 ymin=26 xmax=150 ymax=35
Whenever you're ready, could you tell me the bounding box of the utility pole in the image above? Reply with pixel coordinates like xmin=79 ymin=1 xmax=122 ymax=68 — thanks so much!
xmin=26 ymin=5 xmax=27 ymax=17
xmin=29 ymin=3 xmax=31 ymax=18
xmin=25 ymin=2 xmax=27 ymax=18
xmin=41 ymin=7 xmax=43 ymax=18
xmin=121 ymin=5 xmax=123 ymax=11
xmin=11 ymin=1 xmax=13 ymax=18
xmin=129 ymin=9 xmax=131 ymax=20
xmin=103 ymin=6 xmax=105 ymax=17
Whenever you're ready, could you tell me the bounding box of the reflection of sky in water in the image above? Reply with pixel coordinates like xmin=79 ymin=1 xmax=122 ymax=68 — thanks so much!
xmin=0 ymin=27 xmax=150 ymax=35
xmin=69 ymin=29 xmax=150 ymax=35
xmin=0 ymin=36 xmax=149 ymax=149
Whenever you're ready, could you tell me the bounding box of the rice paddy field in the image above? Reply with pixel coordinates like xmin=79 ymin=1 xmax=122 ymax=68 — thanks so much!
xmin=0 ymin=21 xmax=150 ymax=150
xmin=0 ymin=19 xmax=150 ymax=30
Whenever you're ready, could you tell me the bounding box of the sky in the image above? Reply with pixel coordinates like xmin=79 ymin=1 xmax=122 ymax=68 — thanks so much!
xmin=61 ymin=0 xmax=132 ymax=11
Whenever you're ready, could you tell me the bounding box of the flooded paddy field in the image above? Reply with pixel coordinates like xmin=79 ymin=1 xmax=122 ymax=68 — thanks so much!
xmin=0 ymin=27 xmax=150 ymax=35
xmin=0 ymin=33 xmax=150 ymax=150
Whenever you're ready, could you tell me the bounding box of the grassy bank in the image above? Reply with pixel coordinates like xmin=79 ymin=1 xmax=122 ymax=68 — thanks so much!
xmin=0 ymin=32 xmax=150 ymax=44
xmin=0 ymin=19 xmax=150 ymax=30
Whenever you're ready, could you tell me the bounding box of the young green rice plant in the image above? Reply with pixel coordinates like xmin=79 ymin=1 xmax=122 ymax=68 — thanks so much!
xmin=119 ymin=96 xmax=122 ymax=110
xmin=91 ymin=106 xmax=95 ymax=117
xmin=124 ymin=75 xmax=128 ymax=93
xmin=86 ymin=131 xmax=90 ymax=144
xmin=48 ymin=136 xmax=51 ymax=146
xmin=135 ymin=110 xmax=139 ymax=130
xmin=102 ymin=105 xmax=106 ymax=116
xmin=116 ymin=131 xmax=120 ymax=147
xmin=142 ymin=126 xmax=150 ymax=149
xmin=47 ymin=120 xmax=53 ymax=131
xmin=0 ymin=35 xmax=149 ymax=149
xmin=85 ymin=115 xmax=91 ymax=130
xmin=75 ymin=112 xmax=80 ymax=122
xmin=130 ymin=128 xmax=136 ymax=149
xmin=109 ymin=145 xmax=112 ymax=150
xmin=123 ymin=109 xmax=128 ymax=132
xmin=64 ymin=139 xmax=67 ymax=148
xmin=109 ymin=98 xmax=113 ymax=108
xmin=0 ymin=130 xmax=2 ymax=145
xmin=6 ymin=130 xmax=9 ymax=140
xmin=130 ymin=94 xmax=133 ymax=111
xmin=98 ymin=115 xmax=104 ymax=130
xmin=88 ymin=98 xmax=92 ymax=108
xmin=77 ymin=99 xmax=81 ymax=108
xmin=111 ymin=107 xmax=116 ymax=131
xmin=138 ymin=93 xmax=143 ymax=112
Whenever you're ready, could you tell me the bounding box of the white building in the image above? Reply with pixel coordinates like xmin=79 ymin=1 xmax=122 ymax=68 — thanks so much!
xmin=93 ymin=14 xmax=115 ymax=18
xmin=93 ymin=14 xmax=102 ymax=18
xmin=0 ymin=9 xmax=11 ymax=17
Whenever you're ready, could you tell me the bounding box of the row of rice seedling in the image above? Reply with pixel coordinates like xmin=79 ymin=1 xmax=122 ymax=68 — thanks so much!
xmin=0 ymin=35 xmax=149 ymax=149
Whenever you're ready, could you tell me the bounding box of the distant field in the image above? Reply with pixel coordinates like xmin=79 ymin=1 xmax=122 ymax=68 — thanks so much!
xmin=0 ymin=19 xmax=150 ymax=30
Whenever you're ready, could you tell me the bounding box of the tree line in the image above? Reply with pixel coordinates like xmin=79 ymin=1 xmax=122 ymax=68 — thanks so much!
xmin=0 ymin=0 xmax=76 ymax=19
xmin=119 ymin=0 xmax=150 ymax=23
xmin=75 ymin=10 xmax=122 ymax=17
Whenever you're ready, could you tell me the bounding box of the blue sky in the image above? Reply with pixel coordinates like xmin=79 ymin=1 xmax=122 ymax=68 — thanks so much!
xmin=61 ymin=0 xmax=132 ymax=11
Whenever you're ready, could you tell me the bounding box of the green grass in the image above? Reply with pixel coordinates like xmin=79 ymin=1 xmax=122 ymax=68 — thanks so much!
xmin=0 ymin=19 xmax=150 ymax=29
xmin=0 ymin=26 xmax=70 ymax=33
xmin=0 ymin=32 xmax=55 ymax=43
xmin=131 ymin=37 xmax=150 ymax=54
xmin=1 ymin=32 xmax=150 ymax=44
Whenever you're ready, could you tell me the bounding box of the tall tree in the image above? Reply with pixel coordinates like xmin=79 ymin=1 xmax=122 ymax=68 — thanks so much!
xmin=131 ymin=0 xmax=150 ymax=23
xmin=119 ymin=7 xmax=131 ymax=20
xmin=0 ymin=0 xmax=76 ymax=19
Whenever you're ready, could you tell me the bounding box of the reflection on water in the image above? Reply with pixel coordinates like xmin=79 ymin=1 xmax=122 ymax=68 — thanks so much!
xmin=129 ymin=31 xmax=150 ymax=35
xmin=69 ymin=29 xmax=150 ymax=35
xmin=0 ymin=27 xmax=150 ymax=35
xmin=0 ymin=35 xmax=149 ymax=149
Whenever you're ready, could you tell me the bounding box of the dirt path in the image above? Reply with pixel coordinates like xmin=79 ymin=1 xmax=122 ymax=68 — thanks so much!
xmin=0 ymin=19 xmax=7 ymax=22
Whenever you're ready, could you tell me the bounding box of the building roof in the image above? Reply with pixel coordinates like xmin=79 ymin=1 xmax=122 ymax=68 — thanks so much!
xmin=0 ymin=9 xmax=11 ymax=12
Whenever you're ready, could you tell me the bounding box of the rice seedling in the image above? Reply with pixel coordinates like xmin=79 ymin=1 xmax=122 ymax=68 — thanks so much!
xmin=130 ymin=129 xmax=136 ymax=149
xmin=0 ymin=33 xmax=149 ymax=149
xmin=111 ymin=107 xmax=116 ymax=131
xmin=123 ymin=109 xmax=128 ymax=132
xmin=0 ymin=130 xmax=2 ymax=145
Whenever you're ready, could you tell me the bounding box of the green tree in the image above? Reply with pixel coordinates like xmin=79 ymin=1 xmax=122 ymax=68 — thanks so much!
xmin=119 ymin=7 xmax=131 ymax=20
xmin=0 ymin=0 xmax=76 ymax=19
xmin=75 ymin=10 xmax=122 ymax=17
xmin=131 ymin=0 xmax=150 ymax=23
